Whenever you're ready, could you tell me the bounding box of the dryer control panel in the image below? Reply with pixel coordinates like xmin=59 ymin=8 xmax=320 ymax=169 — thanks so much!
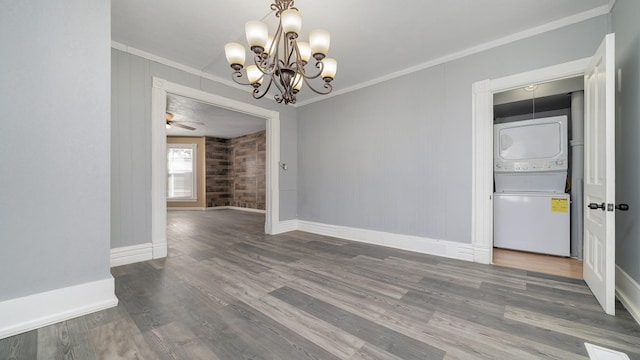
xmin=494 ymin=158 xmax=567 ymax=172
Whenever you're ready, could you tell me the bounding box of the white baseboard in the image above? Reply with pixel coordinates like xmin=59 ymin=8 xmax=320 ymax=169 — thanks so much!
xmin=0 ymin=278 xmax=118 ymax=339
xmin=110 ymin=243 xmax=153 ymax=267
xmin=226 ymin=206 xmax=266 ymax=214
xmin=616 ymin=265 xmax=640 ymax=326
xmin=167 ymin=207 xmax=207 ymax=211
xmin=152 ymin=241 xmax=168 ymax=259
xmin=474 ymin=243 xmax=492 ymax=264
xmin=168 ymin=206 xmax=266 ymax=214
xmin=116 ymin=216 xmax=474 ymax=267
xmin=297 ymin=220 xmax=475 ymax=262
xmin=272 ymin=219 xmax=299 ymax=234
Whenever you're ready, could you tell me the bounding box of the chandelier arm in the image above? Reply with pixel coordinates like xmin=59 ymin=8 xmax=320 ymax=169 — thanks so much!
xmin=272 ymin=20 xmax=283 ymax=55
xmin=271 ymin=68 xmax=287 ymax=96
xmin=290 ymin=39 xmax=299 ymax=64
xmin=302 ymin=77 xmax=333 ymax=95
xmin=230 ymin=70 xmax=251 ymax=86
xmin=253 ymin=55 xmax=277 ymax=77
xmin=253 ymin=22 xmax=284 ymax=78
xmin=289 ymin=40 xmax=307 ymax=74
xmin=249 ymin=20 xmax=285 ymax=77
xmin=252 ymin=76 xmax=275 ymax=100
xmin=285 ymin=38 xmax=296 ymax=65
xmin=298 ymin=61 xmax=324 ymax=80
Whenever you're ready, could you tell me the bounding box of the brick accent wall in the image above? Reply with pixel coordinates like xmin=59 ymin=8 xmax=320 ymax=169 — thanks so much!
xmin=205 ymin=131 xmax=266 ymax=210
xmin=231 ymin=131 xmax=266 ymax=210
xmin=205 ymin=137 xmax=233 ymax=207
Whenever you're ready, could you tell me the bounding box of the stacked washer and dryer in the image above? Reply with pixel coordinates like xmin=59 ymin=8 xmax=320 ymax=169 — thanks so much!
xmin=493 ymin=115 xmax=570 ymax=257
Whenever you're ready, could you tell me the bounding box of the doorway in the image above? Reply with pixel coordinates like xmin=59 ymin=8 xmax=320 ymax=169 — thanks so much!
xmin=473 ymin=34 xmax=618 ymax=316
xmin=471 ymin=57 xmax=591 ymax=265
xmin=165 ymin=93 xmax=268 ymax=213
xmin=151 ymin=77 xmax=281 ymax=259
xmin=490 ymin=77 xmax=584 ymax=278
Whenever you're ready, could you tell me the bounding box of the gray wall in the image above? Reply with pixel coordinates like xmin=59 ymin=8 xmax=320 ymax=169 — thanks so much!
xmin=111 ymin=49 xmax=298 ymax=248
xmin=0 ymin=0 xmax=111 ymax=301
xmin=297 ymin=16 xmax=608 ymax=244
xmin=612 ymin=0 xmax=640 ymax=284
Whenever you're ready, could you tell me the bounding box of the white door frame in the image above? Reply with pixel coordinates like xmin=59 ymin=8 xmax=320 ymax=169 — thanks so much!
xmin=150 ymin=77 xmax=281 ymax=259
xmin=471 ymin=58 xmax=590 ymax=264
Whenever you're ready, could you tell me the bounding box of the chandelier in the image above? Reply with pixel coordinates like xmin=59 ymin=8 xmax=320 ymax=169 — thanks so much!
xmin=224 ymin=0 xmax=337 ymax=105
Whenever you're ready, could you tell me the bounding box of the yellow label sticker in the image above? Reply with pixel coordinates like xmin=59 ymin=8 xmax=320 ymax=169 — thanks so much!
xmin=551 ymin=198 xmax=569 ymax=213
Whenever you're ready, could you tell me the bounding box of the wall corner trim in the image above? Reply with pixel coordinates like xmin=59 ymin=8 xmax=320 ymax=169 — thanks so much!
xmin=616 ymin=265 xmax=640 ymax=326
xmin=272 ymin=219 xmax=299 ymax=235
xmin=0 ymin=278 xmax=118 ymax=339
xmin=473 ymin=244 xmax=492 ymax=264
xmin=110 ymin=243 xmax=154 ymax=268
xmin=115 ymin=4 xmax=608 ymax=109
xmin=297 ymin=220 xmax=474 ymax=262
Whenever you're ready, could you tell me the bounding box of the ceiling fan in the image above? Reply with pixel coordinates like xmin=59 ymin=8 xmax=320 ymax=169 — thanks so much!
xmin=165 ymin=112 xmax=204 ymax=131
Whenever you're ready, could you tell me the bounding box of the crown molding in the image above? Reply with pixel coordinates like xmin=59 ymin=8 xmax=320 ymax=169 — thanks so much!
xmin=111 ymin=41 xmax=251 ymax=95
xmin=112 ymin=4 xmax=611 ymax=108
xmin=295 ymin=5 xmax=610 ymax=107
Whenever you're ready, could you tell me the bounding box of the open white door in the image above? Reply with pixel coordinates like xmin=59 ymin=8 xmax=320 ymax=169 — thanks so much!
xmin=583 ymin=33 xmax=616 ymax=315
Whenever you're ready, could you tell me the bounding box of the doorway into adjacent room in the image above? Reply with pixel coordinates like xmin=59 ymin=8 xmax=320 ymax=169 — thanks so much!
xmin=151 ymin=77 xmax=281 ymax=260
xmin=165 ymin=93 xmax=268 ymax=213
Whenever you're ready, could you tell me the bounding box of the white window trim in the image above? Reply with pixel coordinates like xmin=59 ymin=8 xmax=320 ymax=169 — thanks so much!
xmin=167 ymin=143 xmax=198 ymax=202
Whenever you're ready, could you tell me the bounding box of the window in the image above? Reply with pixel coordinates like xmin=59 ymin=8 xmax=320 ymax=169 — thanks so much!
xmin=167 ymin=143 xmax=197 ymax=201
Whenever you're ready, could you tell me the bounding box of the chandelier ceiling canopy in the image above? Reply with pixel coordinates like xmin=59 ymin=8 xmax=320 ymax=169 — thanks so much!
xmin=224 ymin=0 xmax=337 ymax=105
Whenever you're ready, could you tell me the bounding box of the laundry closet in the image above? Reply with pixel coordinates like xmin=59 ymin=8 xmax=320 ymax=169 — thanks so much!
xmin=492 ymin=77 xmax=584 ymax=260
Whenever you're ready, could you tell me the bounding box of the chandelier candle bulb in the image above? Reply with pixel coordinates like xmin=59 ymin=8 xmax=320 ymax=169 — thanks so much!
xmin=310 ymin=29 xmax=330 ymax=60
xmin=246 ymin=65 xmax=263 ymax=86
xmin=224 ymin=42 xmax=246 ymax=70
xmin=292 ymin=73 xmax=303 ymax=92
xmin=297 ymin=41 xmax=311 ymax=64
xmin=245 ymin=21 xmax=269 ymax=53
xmin=321 ymin=58 xmax=337 ymax=81
xmin=281 ymin=9 xmax=302 ymax=38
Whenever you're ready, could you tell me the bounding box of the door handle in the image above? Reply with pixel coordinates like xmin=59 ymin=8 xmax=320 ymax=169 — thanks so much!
xmin=616 ymin=204 xmax=630 ymax=211
xmin=588 ymin=202 xmax=605 ymax=211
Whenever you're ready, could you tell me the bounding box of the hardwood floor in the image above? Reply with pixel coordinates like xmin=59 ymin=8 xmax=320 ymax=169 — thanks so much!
xmin=493 ymin=248 xmax=584 ymax=279
xmin=2 ymin=209 xmax=639 ymax=359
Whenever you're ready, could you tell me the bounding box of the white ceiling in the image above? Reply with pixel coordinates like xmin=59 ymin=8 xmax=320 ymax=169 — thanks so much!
xmin=166 ymin=93 xmax=265 ymax=138
xmin=113 ymin=0 xmax=611 ymax=127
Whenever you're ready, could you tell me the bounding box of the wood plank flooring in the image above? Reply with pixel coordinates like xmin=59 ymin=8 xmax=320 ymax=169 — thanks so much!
xmin=2 ymin=209 xmax=639 ymax=359
xmin=493 ymin=248 xmax=584 ymax=279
